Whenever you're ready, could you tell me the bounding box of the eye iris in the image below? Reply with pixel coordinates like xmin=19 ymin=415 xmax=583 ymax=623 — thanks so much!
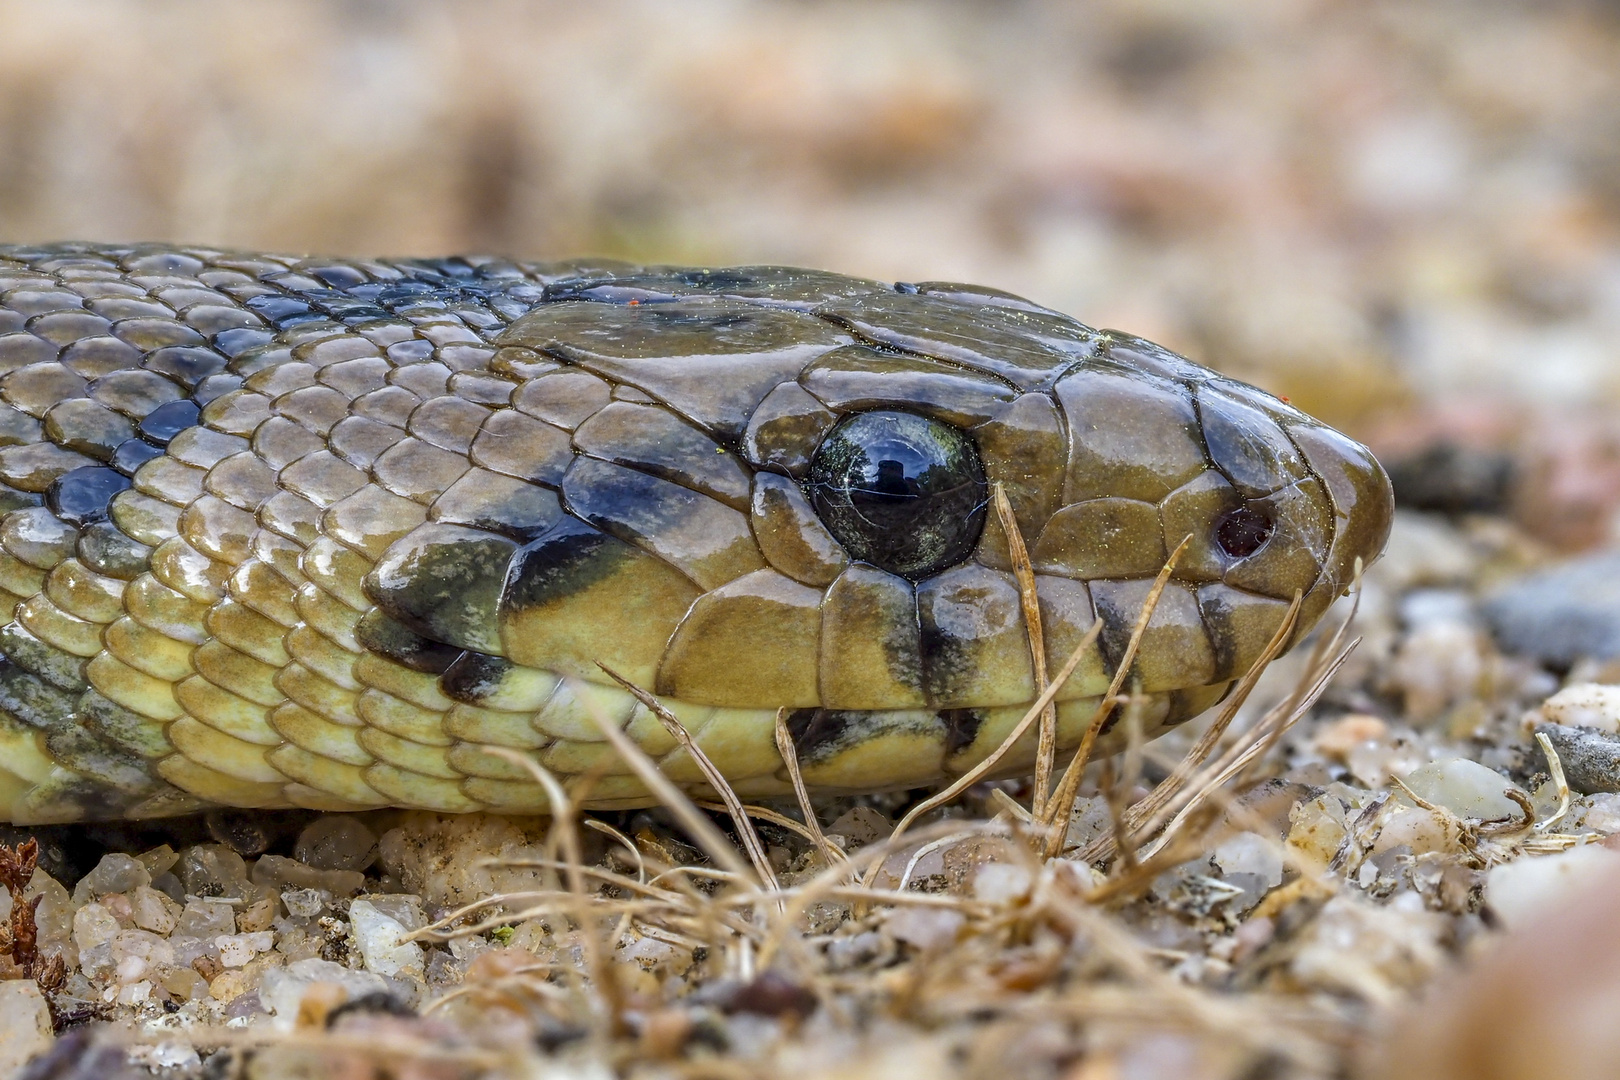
xmin=1215 ymin=506 xmax=1274 ymax=558
xmin=808 ymin=411 xmax=987 ymax=580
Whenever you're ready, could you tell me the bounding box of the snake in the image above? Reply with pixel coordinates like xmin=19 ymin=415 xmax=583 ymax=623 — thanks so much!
xmin=0 ymin=243 xmax=1392 ymax=824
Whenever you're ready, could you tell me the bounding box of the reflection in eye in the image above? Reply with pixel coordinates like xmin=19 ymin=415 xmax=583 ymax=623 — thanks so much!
xmin=871 ymin=459 xmax=921 ymax=501
xmin=808 ymin=411 xmax=987 ymax=580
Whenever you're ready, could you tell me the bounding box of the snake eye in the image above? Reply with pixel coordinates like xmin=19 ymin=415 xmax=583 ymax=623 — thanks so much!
xmin=1215 ymin=506 xmax=1274 ymax=559
xmin=807 ymin=410 xmax=988 ymax=580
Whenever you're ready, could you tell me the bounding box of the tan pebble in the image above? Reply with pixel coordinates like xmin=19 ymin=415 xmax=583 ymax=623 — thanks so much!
xmin=295 ymin=981 xmax=350 ymax=1029
xmin=236 ymin=895 xmax=277 ymax=933
xmin=208 ymin=968 xmax=249 ymax=1002
xmin=463 ymin=946 xmax=541 ymax=984
xmin=636 ymin=1008 xmax=695 ymax=1060
xmin=1312 ymin=713 xmax=1389 ymax=762
xmin=161 ymin=966 xmax=204 ymax=1001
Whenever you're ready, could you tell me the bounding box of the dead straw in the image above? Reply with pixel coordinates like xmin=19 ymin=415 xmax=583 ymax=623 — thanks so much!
xmin=991 ymin=483 xmax=1057 ymax=819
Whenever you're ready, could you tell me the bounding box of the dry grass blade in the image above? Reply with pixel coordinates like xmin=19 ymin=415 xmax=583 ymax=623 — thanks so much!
xmin=774 ymin=707 xmax=847 ymax=867
xmin=757 ymin=817 xmax=1003 ymax=969
xmin=989 ymin=786 xmax=1037 ymax=824
xmin=583 ymin=817 xmax=646 ymax=883
xmin=1534 ymin=730 xmax=1571 ymax=831
xmin=1082 ymin=572 xmax=1364 ymax=865
xmin=992 ymin=483 xmax=1055 ymax=819
xmin=598 ymin=662 xmax=781 ymax=893
xmin=1099 ymin=696 xmax=1147 ymax=874
xmin=696 ymin=800 xmax=823 ymax=847
xmin=1227 ymin=574 xmax=1364 ymax=793
xmin=1084 ymin=805 xmax=1223 ymax=905
xmin=1132 ymin=637 xmax=1357 ymax=863
xmin=884 ymin=615 xmax=1106 ymax=854
xmin=1075 ymin=591 xmax=1303 ymax=863
xmin=598 ymin=663 xmax=780 ymax=893
xmin=569 ymin=674 xmax=757 ymax=886
xmin=478 ymin=746 xmax=620 ymax=1027
xmin=1038 ymin=536 xmax=1191 ymax=855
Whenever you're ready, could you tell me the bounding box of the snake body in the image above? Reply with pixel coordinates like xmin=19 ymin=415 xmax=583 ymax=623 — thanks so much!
xmin=0 ymin=244 xmax=1391 ymax=823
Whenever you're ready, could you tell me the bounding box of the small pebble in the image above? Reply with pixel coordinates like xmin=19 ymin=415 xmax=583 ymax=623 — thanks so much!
xmin=72 ymin=902 xmax=120 ymax=955
xmin=1398 ymin=758 xmax=1526 ymax=820
xmin=112 ymin=929 xmax=175 ymax=984
xmin=73 ymin=852 xmax=151 ymax=904
xmin=1534 ymin=725 xmax=1620 ymax=795
xmin=1290 ymin=894 xmax=1446 ymax=1001
xmin=348 ymin=899 xmax=425 ymax=979
xmin=1286 ymin=794 xmax=1351 ymax=872
xmin=1582 ymin=793 xmax=1620 ymax=833
xmin=1532 ymin=683 xmax=1620 ymax=734
xmin=281 ymin=887 xmax=329 ymax=919
xmin=216 ymin=931 xmax=275 ymax=968
xmin=176 ymin=899 xmax=237 ymax=939
xmin=1486 ymin=845 xmax=1620 ymax=930
xmin=972 ymin=863 xmax=1033 ymax=905
xmin=1386 ymin=442 xmax=1514 ymax=516
xmin=1312 ymin=713 xmax=1390 ymax=763
xmin=209 ymin=968 xmax=251 ymax=1003
xmin=253 ymin=854 xmax=365 ymax=897
xmin=1211 ymin=832 xmax=1284 ymax=889
xmin=1063 ymin=796 xmax=1112 ymax=851
xmin=1484 ymin=551 xmax=1620 ymax=665
xmin=260 ymin=958 xmax=390 ymax=1030
xmin=620 ymin=934 xmax=684 ymax=976
xmin=1370 ymin=805 xmax=1460 ymax=857
xmin=1388 ymin=621 xmax=1488 ymax=723
xmin=827 ymin=807 xmax=891 ymax=848
xmin=130 ymin=885 xmax=180 ymax=935
xmin=294 ymin=816 xmax=379 ymax=872
xmin=885 ymin=907 xmax=966 ymax=950
xmin=707 ymin=971 xmax=817 ymax=1018
xmin=0 ymin=980 xmax=54 ymax=1075
xmin=178 ymin=845 xmax=250 ymax=898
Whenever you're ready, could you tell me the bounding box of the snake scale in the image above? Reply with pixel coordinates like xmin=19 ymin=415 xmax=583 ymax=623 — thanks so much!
xmin=0 ymin=243 xmax=1392 ymax=824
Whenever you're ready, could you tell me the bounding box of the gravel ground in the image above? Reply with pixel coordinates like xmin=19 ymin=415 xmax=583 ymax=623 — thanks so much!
xmin=0 ymin=494 xmax=1617 ymax=1079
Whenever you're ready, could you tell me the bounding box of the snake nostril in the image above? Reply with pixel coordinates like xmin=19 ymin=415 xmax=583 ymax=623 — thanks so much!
xmin=1215 ymin=506 xmax=1274 ymax=559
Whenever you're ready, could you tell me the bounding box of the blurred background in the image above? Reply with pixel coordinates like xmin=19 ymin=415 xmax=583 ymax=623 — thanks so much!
xmin=3 ymin=0 xmax=1620 ymax=543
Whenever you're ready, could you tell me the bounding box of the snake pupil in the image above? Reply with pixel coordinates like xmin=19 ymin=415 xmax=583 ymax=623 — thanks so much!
xmin=807 ymin=410 xmax=987 ymax=580
xmin=1215 ymin=506 xmax=1274 ymax=558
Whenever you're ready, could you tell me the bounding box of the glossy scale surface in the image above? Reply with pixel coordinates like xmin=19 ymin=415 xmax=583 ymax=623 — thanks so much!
xmin=0 ymin=245 xmax=1392 ymax=822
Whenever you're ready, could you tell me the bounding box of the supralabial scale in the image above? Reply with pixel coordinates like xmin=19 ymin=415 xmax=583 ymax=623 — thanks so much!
xmin=0 ymin=245 xmax=1392 ymax=824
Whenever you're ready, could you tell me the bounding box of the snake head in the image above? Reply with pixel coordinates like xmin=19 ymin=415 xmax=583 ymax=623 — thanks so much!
xmin=363 ymin=271 xmax=1390 ymax=729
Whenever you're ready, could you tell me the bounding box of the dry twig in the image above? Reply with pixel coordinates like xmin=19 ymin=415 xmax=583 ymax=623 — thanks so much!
xmin=1039 ymin=536 xmax=1191 ymax=856
xmin=991 ymin=483 xmax=1057 ymax=819
xmin=0 ymin=839 xmax=62 ymax=989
